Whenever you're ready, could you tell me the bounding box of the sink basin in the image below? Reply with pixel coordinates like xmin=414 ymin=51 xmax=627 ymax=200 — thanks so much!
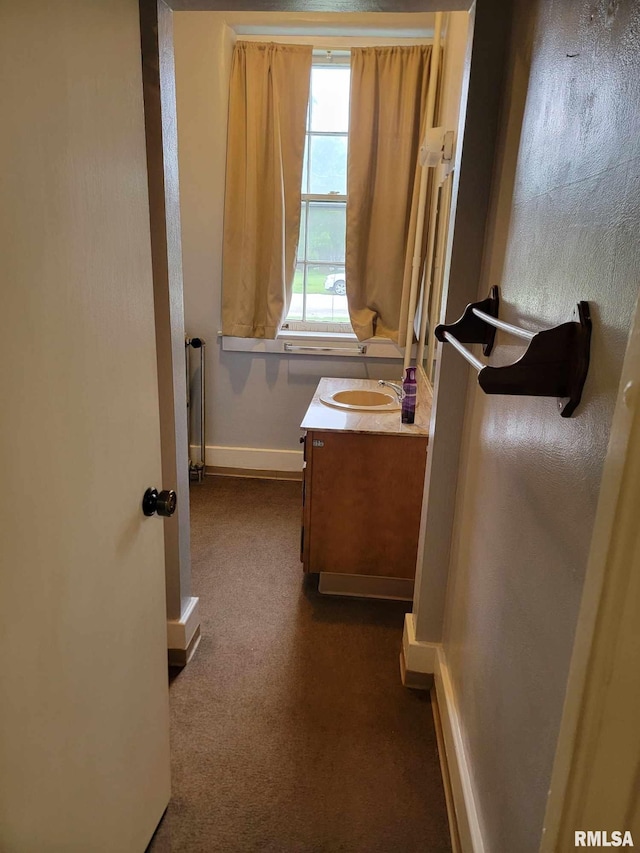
xmin=320 ymin=388 xmax=400 ymax=412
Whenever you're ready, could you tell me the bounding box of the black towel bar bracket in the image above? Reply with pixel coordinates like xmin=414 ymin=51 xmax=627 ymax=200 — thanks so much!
xmin=437 ymin=285 xmax=501 ymax=356
xmin=435 ymin=287 xmax=592 ymax=418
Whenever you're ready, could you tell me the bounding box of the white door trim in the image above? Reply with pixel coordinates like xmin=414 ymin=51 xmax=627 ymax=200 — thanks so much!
xmin=540 ymin=295 xmax=640 ymax=850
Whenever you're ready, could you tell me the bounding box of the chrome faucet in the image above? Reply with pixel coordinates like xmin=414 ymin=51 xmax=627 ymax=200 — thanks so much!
xmin=378 ymin=379 xmax=405 ymax=401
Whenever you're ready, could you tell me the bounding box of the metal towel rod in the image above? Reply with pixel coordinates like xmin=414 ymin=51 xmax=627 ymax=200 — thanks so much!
xmin=471 ymin=307 xmax=536 ymax=341
xmin=442 ymin=332 xmax=484 ymax=371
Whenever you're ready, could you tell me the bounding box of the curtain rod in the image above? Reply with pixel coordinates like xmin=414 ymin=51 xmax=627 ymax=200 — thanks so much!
xmin=311 ymin=42 xmax=434 ymax=53
xmin=236 ymin=37 xmax=436 ymax=51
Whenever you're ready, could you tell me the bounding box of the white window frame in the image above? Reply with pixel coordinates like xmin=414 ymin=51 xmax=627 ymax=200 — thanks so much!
xmin=221 ymin=34 xmax=429 ymax=359
xmin=283 ymin=52 xmax=352 ymax=335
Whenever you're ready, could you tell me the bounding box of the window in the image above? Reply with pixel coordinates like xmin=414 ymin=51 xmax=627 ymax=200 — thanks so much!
xmin=283 ymin=56 xmax=353 ymax=334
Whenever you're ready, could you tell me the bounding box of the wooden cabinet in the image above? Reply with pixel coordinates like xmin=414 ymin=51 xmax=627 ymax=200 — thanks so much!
xmin=301 ymin=429 xmax=428 ymax=580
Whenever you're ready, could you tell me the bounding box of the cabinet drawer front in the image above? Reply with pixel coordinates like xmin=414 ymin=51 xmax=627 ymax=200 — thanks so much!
xmin=307 ymin=431 xmax=427 ymax=579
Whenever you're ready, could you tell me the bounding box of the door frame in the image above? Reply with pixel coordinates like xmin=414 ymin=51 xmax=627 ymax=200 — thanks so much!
xmin=149 ymin=3 xmax=640 ymax=848
xmin=540 ymin=295 xmax=640 ymax=849
xmin=154 ymin=0 xmax=485 ymax=657
xmin=140 ymin=0 xmax=200 ymax=665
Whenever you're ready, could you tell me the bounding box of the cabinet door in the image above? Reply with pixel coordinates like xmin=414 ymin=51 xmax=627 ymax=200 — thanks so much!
xmin=307 ymin=431 xmax=427 ymax=579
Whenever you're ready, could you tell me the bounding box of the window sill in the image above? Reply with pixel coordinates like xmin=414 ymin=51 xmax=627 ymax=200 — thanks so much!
xmin=220 ymin=330 xmax=413 ymax=359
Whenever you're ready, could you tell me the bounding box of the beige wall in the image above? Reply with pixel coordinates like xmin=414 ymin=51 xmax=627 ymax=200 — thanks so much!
xmin=441 ymin=1 xmax=640 ymax=850
xmin=172 ymin=12 xmax=467 ymax=454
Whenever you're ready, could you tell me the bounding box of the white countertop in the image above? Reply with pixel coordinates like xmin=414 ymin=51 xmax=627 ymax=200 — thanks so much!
xmin=300 ymin=376 xmax=431 ymax=437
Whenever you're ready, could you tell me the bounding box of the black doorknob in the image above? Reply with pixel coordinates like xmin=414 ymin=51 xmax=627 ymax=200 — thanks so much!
xmin=142 ymin=487 xmax=177 ymax=517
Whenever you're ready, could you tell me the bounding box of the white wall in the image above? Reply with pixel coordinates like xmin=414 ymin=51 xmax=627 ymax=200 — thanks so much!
xmin=438 ymin=12 xmax=470 ymax=149
xmin=173 ymin=12 xmax=467 ymax=460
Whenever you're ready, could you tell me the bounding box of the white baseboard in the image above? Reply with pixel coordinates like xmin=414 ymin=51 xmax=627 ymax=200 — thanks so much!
xmin=191 ymin=445 xmax=303 ymax=473
xmin=402 ymin=612 xmax=438 ymax=673
xmin=167 ymin=595 xmax=200 ymax=653
xmin=434 ymin=647 xmax=485 ymax=853
xmin=400 ymin=614 xmax=485 ymax=853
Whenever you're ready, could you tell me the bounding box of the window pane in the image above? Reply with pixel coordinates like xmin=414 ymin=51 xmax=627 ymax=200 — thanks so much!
xmin=288 ymin=62 xmax=353 ymax=331
xmin=309 ymin=135 xmax=347 ymax=195
xmin=286 ymin=264 xmax=305 ymax=321
xmin=301 ymin=138 xmax=309 ymax=194
xmin=310 ymin=66 xmax=350 ymax=133
xmin=307 ymin=202 xmax=345 ymax=263
xmin=305 ymin=264 xmax=350 ymax=323
xmin=297 ymin=203 xmax=307 ymax=258
xmin=292 ymin=262 xmax=304 ymax=295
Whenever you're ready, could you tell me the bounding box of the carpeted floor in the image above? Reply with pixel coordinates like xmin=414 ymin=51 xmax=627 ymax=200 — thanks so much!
xmin=148 ymin=476 xmax=451 ymax=853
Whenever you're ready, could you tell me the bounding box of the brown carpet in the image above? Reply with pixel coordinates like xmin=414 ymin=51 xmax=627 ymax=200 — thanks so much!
xmin=148 ymin=476 xmax=451 ymax=853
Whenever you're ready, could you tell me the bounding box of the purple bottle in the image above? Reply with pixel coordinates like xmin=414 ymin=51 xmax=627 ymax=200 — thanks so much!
xmin=401 ymin=366 xmax=417 ymax=424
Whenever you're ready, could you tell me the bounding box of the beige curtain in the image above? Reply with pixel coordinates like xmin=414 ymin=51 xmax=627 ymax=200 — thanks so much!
xmin=221 ymin=42 xmax=312 ymax=339
xmin=346 ymin=46 xmax=433 ymax=344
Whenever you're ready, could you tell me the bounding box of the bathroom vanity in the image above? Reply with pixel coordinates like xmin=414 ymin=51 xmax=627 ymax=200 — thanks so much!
xmin=300 ymin=377 xmax=431 ymax=600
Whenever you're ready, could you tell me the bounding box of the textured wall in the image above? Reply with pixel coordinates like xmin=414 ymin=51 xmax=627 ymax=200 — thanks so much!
xmin=442 ymin=1 xmax=640 ymax=850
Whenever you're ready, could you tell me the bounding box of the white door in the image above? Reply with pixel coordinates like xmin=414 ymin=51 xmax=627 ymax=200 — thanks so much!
xmin=0 ymin=2 xmax=170 ymax=851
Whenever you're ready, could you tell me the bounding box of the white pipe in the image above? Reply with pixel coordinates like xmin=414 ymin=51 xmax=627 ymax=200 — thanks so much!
xmin=403 ymin=11 xmax=443 ymax=371
xmin=418 ymin=170 xmax=450 ymax=367
xmin=423 ymin=173 xmax=452 ymax=372
xmin=413 ymin=167 xmax=440 ymax=366
xmin=402 ymin=160 xmax=430 ymax=371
